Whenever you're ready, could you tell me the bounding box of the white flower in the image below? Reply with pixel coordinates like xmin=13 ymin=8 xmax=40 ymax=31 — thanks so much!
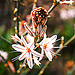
xmin=26 ymin=34 xmax=34 ymax=43
xmin=11 ymin=34 xmax=23 ymax=44
xmin=39 ymin=34 xmax=58 ymax=61
xmin=33 ymin=56 xmax=41 ymax=66
xmin=12 ymin=36 xmax=42 ymax=69
xmin=0 ymin=50 xmax=8 ymax=60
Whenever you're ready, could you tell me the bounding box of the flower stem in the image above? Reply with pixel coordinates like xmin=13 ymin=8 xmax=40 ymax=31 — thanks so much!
xmin=15 ymin=1 xmax=20 ymax=75
xmin=48 ymin=2 xmax=59 ymax=14
xmin=33 ymin=0 xmax=37 ymax=10
xmin=0 ymin=36 xmax=12 ymax=45
xmin=16 ymin=0 xmax=20 ymax=35
xmin=56 ymin=35 xmax=75 ymax=54
xmin=38 ymin=61 xmax=50 ymax=75
xmin=37 ymin=35 xmax=75 ymax=75
xmin=8 ymin=0 xmax=14 ymax=16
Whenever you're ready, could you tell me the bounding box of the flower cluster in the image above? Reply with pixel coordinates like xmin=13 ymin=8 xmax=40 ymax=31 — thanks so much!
xmin=12 ymin=6 xmax=59 ymax=67
xmin=12 ymin=33 xmax=59 ymax=69
xmin=11 ymin=0 xmax=74 ymax=70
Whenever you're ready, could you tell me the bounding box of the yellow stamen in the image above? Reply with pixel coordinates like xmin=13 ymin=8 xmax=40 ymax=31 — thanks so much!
xmin=19 ymin=64 xmax=22 ymax=68
xmin=13 ymin=8 xmax=18 ymax=14
xmin=4 ymin=64 xmax=7 ymax=67
xmin=17 ymin=70 xmax=20 ymax=73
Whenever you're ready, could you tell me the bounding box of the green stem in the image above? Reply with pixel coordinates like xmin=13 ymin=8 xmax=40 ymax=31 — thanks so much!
xmin=0 ymin=36 xmax=12 ymax=45
xmin=16 ymin=1 xmax=20 ymax=75
xmin=38 ymin=35 xmax=75 ymax=75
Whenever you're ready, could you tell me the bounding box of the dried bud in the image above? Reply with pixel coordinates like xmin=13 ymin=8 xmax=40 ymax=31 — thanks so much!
xmin=31 ymin=7 xmax=48 ymax=26
xmin=31 ymin=7 xmax=48 ymax=33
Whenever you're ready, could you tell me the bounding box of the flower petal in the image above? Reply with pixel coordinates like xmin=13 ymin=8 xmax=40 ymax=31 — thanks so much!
xmin=12 ymin=44 xmax=26 ymax=52
xmin=45 ymin=35 xmax=57 ymax=45
xmin=39 ymin=34 xmax=47 ymax=45
xmin=49 ymin=35 xmax=57 ymax=44
xmin=22 ymin=59 xmax=26 ymax=67
xmin=47 ymin=44 xmax=53 ymax=50
xmin=11 ymin=34 xmax=22 ymax=43
xmin=27 ymin=52 xmax=33 ymax=69
xmin=31 ymin=50 xmax=43 ymax=57
xmin=45 ymin=49 xmax=52 ymax=61
xmin=19 ymin=52 xmax=27 ymax=61
xmin=21 ymin=36 xmax=27 ymax=46
xmin=24 ymin=22 xmax=33 ymax=36
xmin=33 ymin=56 xmax=41 ymax=66
xmin=26 ymin=34 xmax=34 ymax=43
xmin=39 ymin=47 xmax=44 ymax=61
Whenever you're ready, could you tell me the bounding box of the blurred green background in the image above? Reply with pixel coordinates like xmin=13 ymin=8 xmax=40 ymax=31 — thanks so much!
xmin=0 ymin=0 xmax=75 ymax=75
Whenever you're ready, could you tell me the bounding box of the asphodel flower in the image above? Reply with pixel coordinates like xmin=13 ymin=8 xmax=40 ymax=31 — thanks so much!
xmin=11 ymin=34 xmax=23 ymax=44
xmin=12 ymin=35 xmax=42 ymax=69
xmin=39 ymin=34 xmax=60 ymax=61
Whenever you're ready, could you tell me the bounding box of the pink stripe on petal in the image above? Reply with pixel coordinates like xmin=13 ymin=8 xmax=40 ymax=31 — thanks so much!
xmin=27 ymin=53 xmax=33 ymax=69
xmin=21 ymin=36 xmax=27 ymax=47
xmin=45 ymin=49 xmax=52 ymax=61
xmin=12 ymin=44 xmax=25 ymax=52
xmin=19 ymin=52 xmax=27 ymax=61
xmin=24 ymin=22 xmax=33 ymax=36
xmin=11 ymin=34 xmax=22 ymax=43
xmin=30 ymin=42 xmax=34 ymax=49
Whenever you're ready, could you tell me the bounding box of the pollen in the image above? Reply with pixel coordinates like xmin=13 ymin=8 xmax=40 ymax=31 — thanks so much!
xmin=12 ymin=61 xmax=14 ymax=62
xmin=43 ymin=44 xmax=47 ymax=49
xmin=24 ymin=65 xmax=26 ymax=68
xmin=40 ymin=71 xmax=43 ymax=75
xmin=4 ymin=64 xmax=7 ymax=67
xmin=19 ymin=64 xmax=22 ymax=68
xmin=27 ymin=48 xmax=31 ymax=52
xmin=13 ymin=8 xmax=18 ymax=14
xmin=28 ymin=58 xmax=30 ymax=60
xmin=61 ymin=36 xmax=64 ymax=40
xmin=17 ymin=70 xmax=20 ymax=73
xmin=21 ymin=42 xmax=23 ymax=45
